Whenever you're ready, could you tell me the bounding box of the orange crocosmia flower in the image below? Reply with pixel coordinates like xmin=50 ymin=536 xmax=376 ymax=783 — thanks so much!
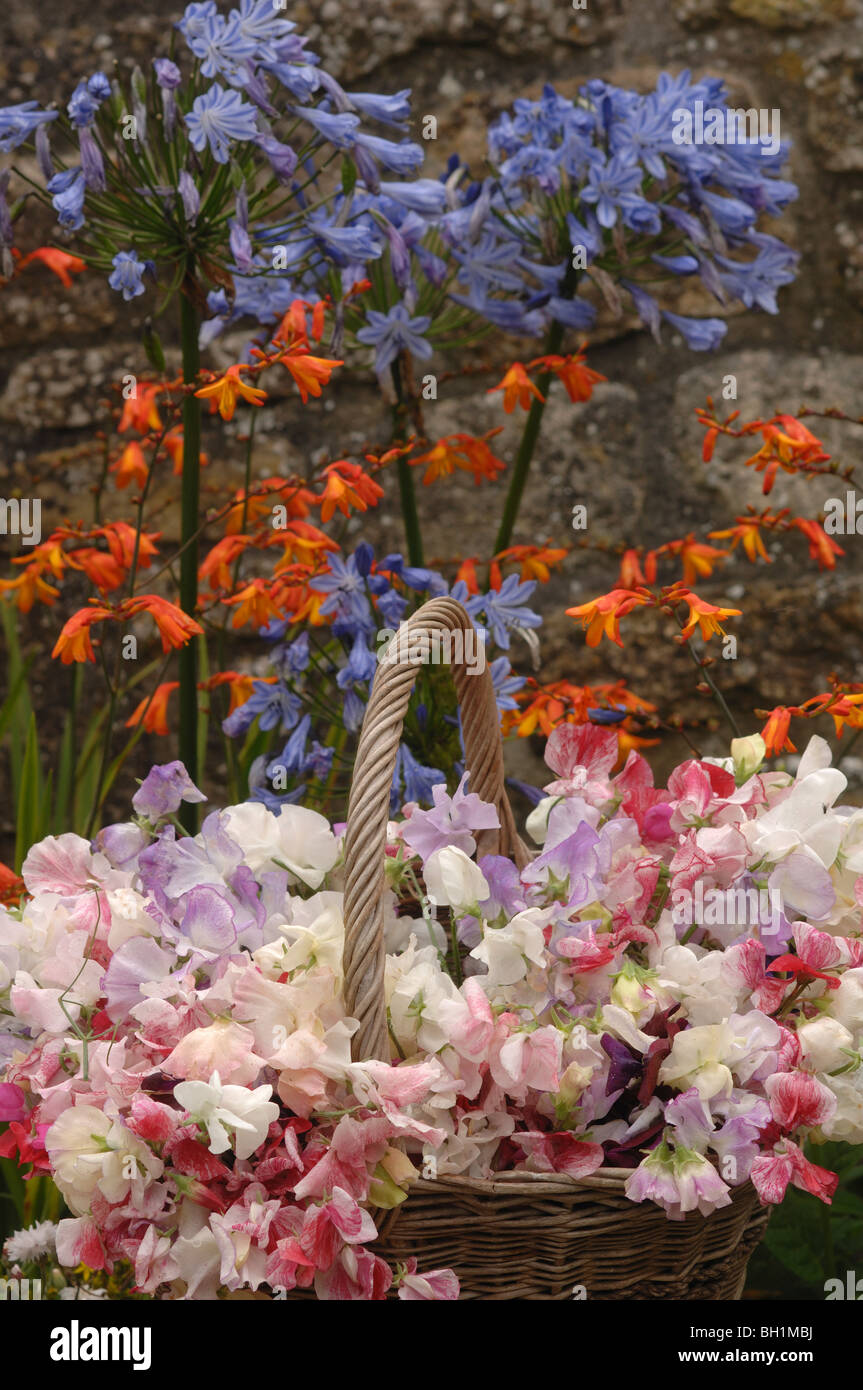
xmin=658 ymin=534 xmax=728 ymax=587
xmin=272 ymin=296 xmax=328 ymax=348
xmin=118 ymin=382 xmax=163 ymax=434
xmin=0 ymin=566 xmax=60 ymax=613
xmin=674 ymin=589 xmax=742 ymax=642
xmin=792 ymin=517 xmax=844 ymax=571
xmin=278 ymin=346 xmax=343 ymax=405
xmin=451 ymin=432 xmax=506 ymax=485
xmin=66 ymin=547 xmax=126 ymax=593
xmin=162 ymin=427 xmax=209 ymax=476
xmin=488 ymin=363 xmax=544 ymax=414
xmin=16 ymin=247 xmax=86 ymax=288
xmin=52 ymin=603 xmax=116 ymax=664
xmin=13 ymin=536 xmax=67 ymax=579
xmin=126 ymin=681 xmax=179 ymax=736
xmin=745 ymin=416 xmax=830 ymax=494
xmin=201 ymin=670 xmax=262 ymax=714
xmin=123 ymin=595 xmax=203 ymax=652
xmin=566 ymin=589 xmax=650 ymax=648
xmin=199 ymin=535 xmax=252 ymax=593
xmin=98 ymin=521 xmax=160 ymax=572
xmin=111 ymin=441 xmax=149 ymax=490
xmin=222 ymin=579 xmax=282 ymax=630
xmin=709 ymin=516 xmax=771 ymax=564
xmin=454 ymin=557 xmax=480 ymax=595
xmin=761 ymin=706 xmax=797 ymax=756
xmin=411 ymin=436 xmax=465 ymax=485
xmin=495 ymin=543 xmax=567 ymax=584
xmin=318 ymin=462 xmax=383 ymax=523
xmin=271 ymin=568 xmax=326 ymax=626
xmin=800 ymin=691 xmax=863 ymax=740
xmin=224 ymin=479 xmax=314 ymax=534
xmin=530 ymin=349 xmax=607 ymax=404
xmin=272 ymin=520 xmax=339 ymax=568
xmin=196 ymin=365 xmax=267 ymax=421
xmin=617 ymin=548 xmax=657 ymax=589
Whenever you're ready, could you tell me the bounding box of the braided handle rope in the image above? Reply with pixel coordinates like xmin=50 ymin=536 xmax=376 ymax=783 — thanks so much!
xmin=343 ymin=597 xmax=529 ymax=1061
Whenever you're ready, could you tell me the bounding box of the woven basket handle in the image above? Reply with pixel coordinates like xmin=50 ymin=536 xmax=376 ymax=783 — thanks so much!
xmin=343 ymin=596 xmax=529 ymax=1062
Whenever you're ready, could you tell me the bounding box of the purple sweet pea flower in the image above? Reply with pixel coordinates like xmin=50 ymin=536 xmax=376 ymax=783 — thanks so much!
xmin=601 ymin=1033 xmax=642 ymax=1096
xmin=132 ymin=761 xmax=207 ymax=820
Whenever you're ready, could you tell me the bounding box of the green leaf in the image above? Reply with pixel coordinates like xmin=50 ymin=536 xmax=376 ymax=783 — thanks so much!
xmin=341 ymin=154 xmax=357 ymax=197
xmin=14 ymin=713 xmax=43 ymax=871
xmin=142 ymin=318 xmax=167 ymax=373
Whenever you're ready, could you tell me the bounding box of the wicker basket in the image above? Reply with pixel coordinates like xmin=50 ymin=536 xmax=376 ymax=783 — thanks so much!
xmin=337 ymin=596 xmax=769 ymax=1301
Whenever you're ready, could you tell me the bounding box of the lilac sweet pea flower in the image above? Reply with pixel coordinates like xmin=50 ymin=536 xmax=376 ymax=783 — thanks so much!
xmin=401 ymin=773 xmax=500 ymax=861
xmin=132 ymin=761 xmax=207 ymax=820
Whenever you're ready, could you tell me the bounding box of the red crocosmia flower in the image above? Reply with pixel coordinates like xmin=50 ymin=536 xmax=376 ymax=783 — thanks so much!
xmin=16 ymin=246 xmax=86 ymax=287
xmin=0 ymin=862 xmax=25 ymax=907
xmin=488 ymin=362 xmax=544 ymax=413
xmin=126 ymin=681 xmax=180 ymax=736
xmin=617 ymin=548 xmax=656 ymax=589
xmin=97 ymin=521 xmax=160 ymax=572
xmin=124 ymin=595 xmax=204 ymax=652
xmin=529 ymin=348 xmax=607 ymax=403
xmin=792 ymin=517 xmax=844 ymax=570
xmin=66 ymin=547 xmax=126 ymax=593
xmin=760 ymin=706 xmax=797 ymax=756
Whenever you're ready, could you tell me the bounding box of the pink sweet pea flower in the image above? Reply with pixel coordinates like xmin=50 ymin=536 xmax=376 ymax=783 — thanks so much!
xmin=55 ymin=1216 xmax=111 ymax=1271
xmin=751 ymin=1139 xmax=838 ymax=1206
xmin=765 ymin=1070 xmax=837 ymax=1131
xmin=397 ymin=1259 xmax=460 ymax=1300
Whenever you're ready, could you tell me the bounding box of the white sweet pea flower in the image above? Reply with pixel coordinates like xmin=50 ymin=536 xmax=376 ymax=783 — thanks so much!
xmin=743 ymin=735 xmax=846 ymax=869
xmin=174 ymin=1071 xmax=279 ymax=1160
xmin=386 ymin=939 xmax=463 ymax=1053
xmin=659 ymin=1012 xmax=781 ymax=1100
xmin=45 ymin=1106 xmax=163 ymax=1216
xmin=423 ymin=847 xmax=489 ymax=912
xmin=222 ymin=802 xmax=339 ymax=888
xmin=525 ymin=796 xmax=560 ymax=846
xmin=470 ymin=910 xmax=547 ymax=988
xmin=830 ymin=969 xmax=863 ymax=1034
xmin=797 ymin=1015 xmax=855 ymax=1074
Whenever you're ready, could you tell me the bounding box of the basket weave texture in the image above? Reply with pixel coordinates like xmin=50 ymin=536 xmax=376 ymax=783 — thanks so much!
xmin=329 ymin=597 xmax=769 ymax=1299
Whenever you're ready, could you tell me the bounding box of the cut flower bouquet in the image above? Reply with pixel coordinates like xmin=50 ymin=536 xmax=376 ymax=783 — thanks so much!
xmin=2 ymin=717 xmax=862 ymax=1298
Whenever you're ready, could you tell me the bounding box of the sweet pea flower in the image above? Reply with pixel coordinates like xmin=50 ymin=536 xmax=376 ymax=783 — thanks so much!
xmin=423 ymin=846 xmax=489 ymax=912
xmin=174 ymin=1070 xmax=279 ymax=1160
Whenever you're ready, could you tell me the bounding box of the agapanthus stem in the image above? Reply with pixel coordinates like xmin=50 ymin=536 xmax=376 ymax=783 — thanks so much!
xmin=391 ymin=355 xmax=424 ymax=567
xmin=494 ymin=264 xmax=579 ymax=555
xmin=179 ymin=270 xmax=202 ymax=828
xmin=493 ymin=323 xmax=563 ymax=555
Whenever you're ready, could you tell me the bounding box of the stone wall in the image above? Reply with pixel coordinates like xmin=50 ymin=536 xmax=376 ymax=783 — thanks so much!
xmin=2 ymin=0 xmax=862 ymax=791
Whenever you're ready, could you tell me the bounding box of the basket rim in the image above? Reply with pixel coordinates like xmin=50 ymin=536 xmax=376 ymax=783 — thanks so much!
xmin=412 ymin=1170 xmax=760 ymax=1199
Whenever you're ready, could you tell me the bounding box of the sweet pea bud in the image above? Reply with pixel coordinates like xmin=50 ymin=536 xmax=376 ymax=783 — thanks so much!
xmin=730 ymin=732 xmax=766 ymax=785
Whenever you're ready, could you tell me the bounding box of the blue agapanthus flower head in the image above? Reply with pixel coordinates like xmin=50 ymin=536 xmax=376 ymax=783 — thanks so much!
xmin=440 ymin=72 xmax=799 ymax=352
